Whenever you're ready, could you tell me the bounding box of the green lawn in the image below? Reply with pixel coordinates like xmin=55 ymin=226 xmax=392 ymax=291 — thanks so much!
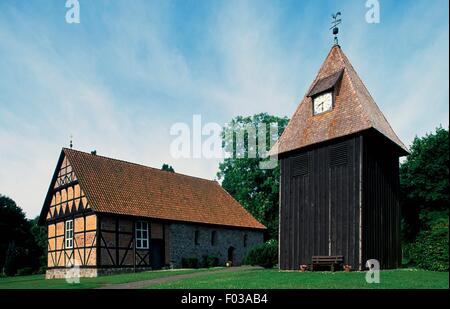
xmin=148 ymin=268 xmax=449 ymax=289
xmin=0 ymin=267 xmax=447 ymax=289
xmin=0 ymin=268 xmax=214 ymax=289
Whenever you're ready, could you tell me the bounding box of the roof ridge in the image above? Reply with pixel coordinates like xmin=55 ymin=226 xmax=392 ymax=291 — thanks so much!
xmin=62 ymin=148 xmax=215 ymax=183
xmin=305 ymin=45 xmax=343 ymax=98
xmin=335 ymin=48 xmax=372 ymax=126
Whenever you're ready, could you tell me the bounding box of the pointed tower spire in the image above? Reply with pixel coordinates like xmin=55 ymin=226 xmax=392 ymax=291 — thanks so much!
xmin=270 ymin=45 xmax=408 ymax=156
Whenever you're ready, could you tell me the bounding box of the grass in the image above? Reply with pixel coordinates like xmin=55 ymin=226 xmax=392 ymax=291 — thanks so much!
xmin=0 ymin=268 xmax=216 ymax=289
xmin=148 ymin=268 xmax=449 ymax=289
xmin=0 ymin=267 xmax=447 ymax=289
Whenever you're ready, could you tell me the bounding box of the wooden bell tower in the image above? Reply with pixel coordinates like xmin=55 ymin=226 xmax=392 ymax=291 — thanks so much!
xmin=271 ymin=43 xmax=409 ymax=270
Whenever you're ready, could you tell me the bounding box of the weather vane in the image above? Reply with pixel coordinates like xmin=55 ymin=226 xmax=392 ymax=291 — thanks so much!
xmin=330 ymin=12 xmax=342 ymax=45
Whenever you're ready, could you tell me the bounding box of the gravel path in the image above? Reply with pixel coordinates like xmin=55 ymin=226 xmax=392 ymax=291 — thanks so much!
xmin=97 ymin=266 xmax=258 ymax=289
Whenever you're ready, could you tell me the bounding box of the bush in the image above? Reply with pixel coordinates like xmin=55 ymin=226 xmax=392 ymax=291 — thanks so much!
xmin=244 ymin=239 xmax=278 ymax=268
xmin=404 ymin=220 xmax=448 ymax=271
xmin=181 ymin=257 xmax=199 ymax=268
xmin=17 ymin=267 xmax=33 ymax=276
xmin=36 ymin=266 xmax=47 ymax=275
xmin=202 ymin=255 xmax=219 ymax=268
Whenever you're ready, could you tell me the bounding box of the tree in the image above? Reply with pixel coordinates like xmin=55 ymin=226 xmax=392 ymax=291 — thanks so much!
xmin=400 ymin=126 xmax=449 ymax=241
xmin=0 ymin=195 xmax=30 ymax=271
xmin=161 ymin=164 xmax=175 ymax=173
xmin=217 ymin=113 xmax=289 ymax=240
xmin=0 ymin=195 xmax=42 ymax=275
xmin=3 ymin=241 xmax=18 ymax=276
xmin=30 ymin=216 xmax=47 ymax=269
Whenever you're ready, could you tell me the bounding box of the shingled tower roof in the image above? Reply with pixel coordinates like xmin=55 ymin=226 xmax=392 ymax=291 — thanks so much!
xmin=270 ymin=45 xmax=409 ymax=156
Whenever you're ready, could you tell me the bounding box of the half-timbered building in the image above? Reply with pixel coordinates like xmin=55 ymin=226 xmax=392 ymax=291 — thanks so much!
xmin=270 ymin=44 xmax=409 ymax=271
xmin=39 ymin=148 xmax=264 ymax=278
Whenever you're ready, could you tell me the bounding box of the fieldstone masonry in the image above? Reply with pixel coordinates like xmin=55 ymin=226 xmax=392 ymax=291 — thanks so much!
xmin=46 ymin=266 xmax=153 ymax=279
xmin=169 ymin=223 xmax=264 ymax=267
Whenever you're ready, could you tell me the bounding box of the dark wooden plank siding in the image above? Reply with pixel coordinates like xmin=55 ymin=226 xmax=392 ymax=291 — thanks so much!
xmin=279 ymin=135 xmax=361 ymax=270
xmin=362 ymin=132 xmax=401 ymax=269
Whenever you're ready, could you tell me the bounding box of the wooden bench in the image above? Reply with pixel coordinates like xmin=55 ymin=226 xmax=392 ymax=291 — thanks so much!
xmin=311 ymin=255 xmax=344 ymax=271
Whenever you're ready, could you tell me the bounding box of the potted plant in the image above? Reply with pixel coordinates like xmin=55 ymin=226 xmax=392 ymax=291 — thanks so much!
xmin=343 ymin=264 xmax=352 ymax=272
xmin=299 ymin=264 xmax=308 ymax=272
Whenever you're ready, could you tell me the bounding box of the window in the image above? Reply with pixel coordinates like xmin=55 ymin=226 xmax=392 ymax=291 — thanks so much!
xmin=65 ymin=220 xmax=73 ymax=249
xmin=194 ymin=230 xmax=199 ymax=245
xmin=135 ymin=221 xmax=149 ymax=249
xmin=243 ymin=234 xmax=248 ymax=247
xmin=211 ymin=231 xmax=217 ymax=246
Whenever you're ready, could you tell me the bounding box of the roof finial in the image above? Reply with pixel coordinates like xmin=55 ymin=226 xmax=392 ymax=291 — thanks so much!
xmin=330 ymin=12 xmax=342 ymax=46
xmin=69 ymin=134 xmax=73 ymax=149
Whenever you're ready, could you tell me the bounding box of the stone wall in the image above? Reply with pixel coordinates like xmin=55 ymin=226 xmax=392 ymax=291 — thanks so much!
xmin=45 ymin=267 xmax=153 ymax=279
xmin=169 ymin=223 xmax=264 ymax=268
xmin=46 ymin=268 xmax=98 ymax=279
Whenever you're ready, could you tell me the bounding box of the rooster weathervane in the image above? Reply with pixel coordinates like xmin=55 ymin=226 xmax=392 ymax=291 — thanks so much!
xmin=330 ymin=12 xmax=342 ymax=45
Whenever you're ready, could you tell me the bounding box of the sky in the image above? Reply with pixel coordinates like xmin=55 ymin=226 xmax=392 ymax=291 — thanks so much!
xmin=0 ymin=0 xmax=448 ymax=218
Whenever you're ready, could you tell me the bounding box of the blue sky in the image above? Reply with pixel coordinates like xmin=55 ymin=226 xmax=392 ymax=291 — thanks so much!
xmin=0 ymin=0 xmax=448 ymax=218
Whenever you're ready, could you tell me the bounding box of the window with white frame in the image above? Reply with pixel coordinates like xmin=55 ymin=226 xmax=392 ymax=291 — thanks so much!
xmin=135 ymin=221 xmax=149 ymax=249
xmin=65 ymin=220 xmax=74 ymax=249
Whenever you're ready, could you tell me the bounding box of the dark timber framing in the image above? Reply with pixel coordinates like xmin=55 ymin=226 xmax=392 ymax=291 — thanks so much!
xmin=95 ymin=213 xmax=166 ymax=269
xmin=46 ymin=211 xmax=98 ymax=269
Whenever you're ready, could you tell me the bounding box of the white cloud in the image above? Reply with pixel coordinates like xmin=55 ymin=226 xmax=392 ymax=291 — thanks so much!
xmin=0 ymin=0 xmax=448 ymax=218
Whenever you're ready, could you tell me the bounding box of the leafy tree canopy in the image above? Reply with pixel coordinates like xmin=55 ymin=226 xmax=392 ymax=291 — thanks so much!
xmin=401 ymin=126 xmax=449 ymax=209
xmin=0 ymin=195 xmax=42 ymax=274
xmin=30 ymin=216 xmax=48 ymax=269
xmin=400 ymin=126 xmax=449 ymax=239
xmin=0 ymin=195 xmax=30 ymax=262
xmin=217 ymin=113 xmax=289 ymax=240
xmin=161 ymin=163 xmax=175 ymax=173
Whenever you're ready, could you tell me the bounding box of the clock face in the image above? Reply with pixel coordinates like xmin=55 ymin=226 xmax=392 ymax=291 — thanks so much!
xmin=313 ymin=92 xmax=333 ymax=115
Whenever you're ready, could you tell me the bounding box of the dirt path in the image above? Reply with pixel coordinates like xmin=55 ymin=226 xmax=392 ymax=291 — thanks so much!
xmin=97 ymin=266 xmax=258 ymax=289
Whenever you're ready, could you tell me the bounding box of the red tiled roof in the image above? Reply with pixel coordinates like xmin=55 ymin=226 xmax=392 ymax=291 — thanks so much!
xmin=270 ymin=45 xmax=409 ymax=156
xmin=59 ymin=148 xmax=265 ymax=230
